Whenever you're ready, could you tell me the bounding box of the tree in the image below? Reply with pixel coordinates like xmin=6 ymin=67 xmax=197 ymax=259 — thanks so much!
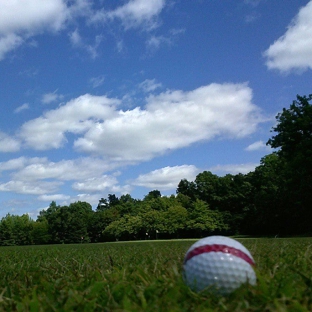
xmin=32 ymin=220 xmax=51 ymax=244
xmin=267 ymin=94 xmax=312 ymax=164
xmin=267 ymin=94 xmax=312 ymax=233
xmin=144 ymin=190 xmax=161 ymax=201
xmin=163 ymin=205 xmax=188 ymax=238
xmin=96 ymin=198 xmax=109 ymax=211
xmin=104 ymin=215 xmax=143 ymax=241
xmin=0 ymin=214 xmax=34 ymax=246
xmin=244 ymin=153 xmax=286 ymax=234
xmin=108 ymin=194 xmax=120 ymax=207
xmin=187 ymin=199 xmax=228 ymax=237
xmin=176 ymin=179 xmax=197 ymax=200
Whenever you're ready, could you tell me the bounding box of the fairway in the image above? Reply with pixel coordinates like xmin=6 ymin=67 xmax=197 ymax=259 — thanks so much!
xmin=0 ymin=238 xmax=311 ymax=311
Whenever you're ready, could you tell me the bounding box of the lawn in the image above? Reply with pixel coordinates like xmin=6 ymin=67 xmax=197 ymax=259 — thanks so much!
xmin=0 ymin=237 xmax=311 ymax=311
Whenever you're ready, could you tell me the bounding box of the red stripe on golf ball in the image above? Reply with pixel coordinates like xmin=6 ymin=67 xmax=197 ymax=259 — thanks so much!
xmin=184 ymin=244 xmax=255 ymax=266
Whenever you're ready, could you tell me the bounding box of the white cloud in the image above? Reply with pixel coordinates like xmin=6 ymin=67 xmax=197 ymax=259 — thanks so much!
xmin=139 ymin=79 xmax=162 ymax=92
xmin=14 ymin=103 xmax=30 ymax=113
xmin=264 ymin=1 xmax=312 ymax=72
xmin=70 ymin=193 xmax=107 ymax=207
xmin=0 ymin=0 xmax=68 ymax=60
xmin=0 ymin=157 xmax=28 ymax=172
xmin=132 ymin=165 xmax=199 ymax=190
xmin=0 ymin=156 xmax=124 ymax=196
xmin=17 ymin=83 xmax=263 ymax=165
xmin=75 ymin=83 xmax=262 ymax=161
xmin=245 ymin=140 xmax=271 ymax=152
xmin=0 ymin=0 xmax=67 ymax=34
xmin=0 ymin=180 xmax=62 ymax=195
xmin=0 ymin=0 xmax=94 ymax=61
xmin=37 ymin=194 xmax=70 ymax=201
xmin=72 ymin=175 xmax=119 ymax=192
xmin=209 ymin=163 xmax=258 ymax=175
xmin=91 ymin=0 xmax=166 ymax=30
xmin=11 ymin=157 xmax=118 ymax=182
xmin=0 ymin=0 xmax=166 ymax=60
xmin=0 ymin=132 xmax=20 ymax=152
xmin=0 ymin=34 xmax=24 ymax=61
xmin=41 ymin=90 xmax=63 ymax=104
xmin=20 ymin=94 xmax=120 ymax=150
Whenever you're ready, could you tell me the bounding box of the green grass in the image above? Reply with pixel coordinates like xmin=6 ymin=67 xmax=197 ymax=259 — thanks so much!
xmin=0 ymin=238 xmax=311 ymax=311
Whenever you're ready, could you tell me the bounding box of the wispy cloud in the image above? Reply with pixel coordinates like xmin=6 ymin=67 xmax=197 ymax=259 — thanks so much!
xmin=91 ymin=0 xmax=166 ymax=30
xmin=14 ymin=103 xmax=29 ymax=113
xmin=42 ymin=90 xmax=63 ymax=104
xmin=138 ymin=79 xmax=162 ymax=92
xmin=90 ymin=75 xmax=105 ymax=88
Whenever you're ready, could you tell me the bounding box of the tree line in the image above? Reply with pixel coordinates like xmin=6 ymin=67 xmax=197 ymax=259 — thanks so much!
xmin=0 ymin=94 xmax=311 ymax=245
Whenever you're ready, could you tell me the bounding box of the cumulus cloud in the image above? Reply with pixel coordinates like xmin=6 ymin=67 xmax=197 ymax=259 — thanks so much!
xmin=18 ymin=83 xmax=262 ymax=162
xmin=0 ymin=132 xmax=20 ymax=152
xmin=20 ymin=94 xmax=120 ymax=150
xmin=132 ymin=165 xmax=199 ymax=190
xmin=264 ymin=1 xmax=312 ymax=72
xmin=91 ymin=0 xmax=166 ymax=30
xmin=0 ymin=0 xmax=67 ymax=34
xmin=0 ymin=156 xmax=125 ymax=196
xmin=0 ymin=0 xmax=167 ymax=60
xmin=245 ymin=140 xmax=271 ymax=152
xmin=0 ymin=0 xmax=68 ymax=60
xmin=208 ymin=163 xmax=258 ymax=175
xmin=0 ymin=157 xmax=28 ymax=172
xmin=74 ymin=83 xmax=262 ymax=161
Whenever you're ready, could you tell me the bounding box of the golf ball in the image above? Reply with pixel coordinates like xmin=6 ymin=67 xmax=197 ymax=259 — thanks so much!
xmin=183 ymin=236 xmax=256 ymax=295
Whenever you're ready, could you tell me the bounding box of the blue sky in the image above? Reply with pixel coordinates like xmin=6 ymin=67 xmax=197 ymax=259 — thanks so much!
xmin=0 ymin=0 xmax=312 ymax=218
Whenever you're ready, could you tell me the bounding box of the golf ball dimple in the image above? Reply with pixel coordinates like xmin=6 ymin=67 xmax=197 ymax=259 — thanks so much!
xmin=183 ymin=236 xmax=256 ymax=295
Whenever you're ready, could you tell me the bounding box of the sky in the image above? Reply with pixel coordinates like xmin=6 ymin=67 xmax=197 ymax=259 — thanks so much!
xmin=0 ymin=0 xmax=312 ymax=218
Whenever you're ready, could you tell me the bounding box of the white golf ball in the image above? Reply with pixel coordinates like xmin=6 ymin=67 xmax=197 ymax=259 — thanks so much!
xmin=183 ymin=236 xmax=256 ymax=295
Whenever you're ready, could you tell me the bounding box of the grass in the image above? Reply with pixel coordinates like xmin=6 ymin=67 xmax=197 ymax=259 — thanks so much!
xmin=0 ymin=237 xmax=311 ymax=311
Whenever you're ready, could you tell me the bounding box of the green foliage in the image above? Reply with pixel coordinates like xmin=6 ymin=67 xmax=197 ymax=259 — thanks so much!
xmin=0 ymin=238 xmax=310 ymax=311
xmin=187 ymin=199 xmax=227 ymax=236
xmin=267 ymin=94 xmax=312 ymax=234
xmin=267 ymin=94 xmax=312 ymax=163
xmin=0 ymin=214 xmax=34 ymax=246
